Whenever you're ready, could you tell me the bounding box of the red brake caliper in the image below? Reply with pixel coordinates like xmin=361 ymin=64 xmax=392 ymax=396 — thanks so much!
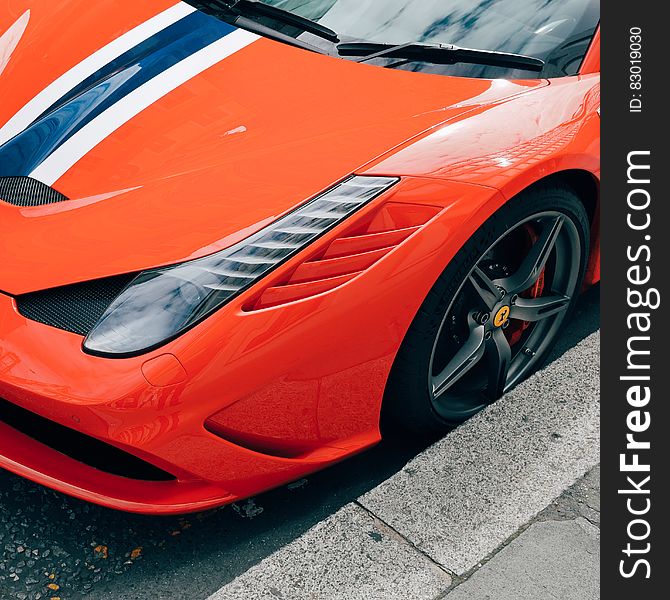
xmin=506 ymin=224 xmax=545 ymax=347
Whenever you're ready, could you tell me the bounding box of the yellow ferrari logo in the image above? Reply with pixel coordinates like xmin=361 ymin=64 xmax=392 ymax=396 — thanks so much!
xmin=494 ymin=306 xmax=511 ymax=328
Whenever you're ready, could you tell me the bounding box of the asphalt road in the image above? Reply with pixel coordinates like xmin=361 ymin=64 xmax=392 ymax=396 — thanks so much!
xmin=0 ymin=286 xmax=599 ymax=600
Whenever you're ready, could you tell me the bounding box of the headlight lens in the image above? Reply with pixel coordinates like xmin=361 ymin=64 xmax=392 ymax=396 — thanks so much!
xmin=83 ymin=176 xmax=398 ymax=356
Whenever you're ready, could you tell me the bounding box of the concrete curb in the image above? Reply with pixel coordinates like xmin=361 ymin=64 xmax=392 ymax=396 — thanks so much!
xmin=210 ymin=331 xmax=600 ymax=600
xmin=361 ymin=331 xmax=600 ymax=575
xmin=214 ymin=503 xmax=452 ymax=600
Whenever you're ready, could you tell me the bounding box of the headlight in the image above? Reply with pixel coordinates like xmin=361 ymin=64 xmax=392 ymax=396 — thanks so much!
xmin=83 ymin=176 xmax=398 ymax=357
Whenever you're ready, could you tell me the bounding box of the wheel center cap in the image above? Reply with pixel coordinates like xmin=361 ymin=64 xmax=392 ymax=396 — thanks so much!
xmin=493 ymin=305 xmax=511 ymax=328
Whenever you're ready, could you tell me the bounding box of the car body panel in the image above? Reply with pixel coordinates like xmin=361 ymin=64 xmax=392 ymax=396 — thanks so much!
xmin=1 ymin=177 xmax=505 ymax=512
xmin=0 ymin=0 xmax=543 ymax=295
xmin=0 ymin=1 xmax=600 ymax=513
xmin=363 ymin=76 xmax=600 ymax=199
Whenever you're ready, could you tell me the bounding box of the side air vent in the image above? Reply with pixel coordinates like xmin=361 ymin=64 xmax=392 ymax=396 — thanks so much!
xmin=15 ymin=274 xmax=137 ymax=335
xmin=248 ymin=202 xmax=442 ymax=310
xmin=0 ymin=176 xmax=69 ymax=206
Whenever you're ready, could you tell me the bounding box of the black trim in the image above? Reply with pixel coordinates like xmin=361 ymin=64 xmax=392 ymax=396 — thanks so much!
xmin=0 ymin=398 xmax=175 ymax=481
xmin=15 ymin=274 xmax=138 ymax=336
xmin=0 ymin=176 xmax=68 ymax=206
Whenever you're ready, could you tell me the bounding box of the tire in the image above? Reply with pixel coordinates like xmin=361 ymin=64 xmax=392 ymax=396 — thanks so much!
xmin=383 ymin=182 xmax=590 ymax=436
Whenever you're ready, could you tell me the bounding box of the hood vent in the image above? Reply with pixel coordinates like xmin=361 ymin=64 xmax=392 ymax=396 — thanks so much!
xmin=0 ymin=177 xmax=68 ymax=206
xmin=247 ymin=202 xmax=442 ymax=310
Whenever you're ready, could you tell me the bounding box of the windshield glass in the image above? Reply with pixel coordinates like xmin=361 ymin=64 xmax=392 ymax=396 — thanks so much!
xmin=259 ymin=0 xmax=600 ymax=78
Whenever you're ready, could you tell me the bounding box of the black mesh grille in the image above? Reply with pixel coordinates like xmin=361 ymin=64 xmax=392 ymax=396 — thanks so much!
xmin=16 ymin=274 xmax=137 ymax=335
xmin=0 ymin=176 xmax=69 ymax=206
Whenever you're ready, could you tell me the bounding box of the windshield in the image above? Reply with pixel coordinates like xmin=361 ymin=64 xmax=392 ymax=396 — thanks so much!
xmin=259 ymin=0 xmax=600 ymax=78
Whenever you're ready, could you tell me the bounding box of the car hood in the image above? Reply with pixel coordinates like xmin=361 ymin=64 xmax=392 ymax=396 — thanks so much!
xmin=0 ymin=1 xmax=543 ymax=295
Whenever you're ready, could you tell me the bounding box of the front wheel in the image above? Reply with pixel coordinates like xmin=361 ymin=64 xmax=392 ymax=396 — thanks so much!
xmin=383 ymin=183 xmax=590 ymax=435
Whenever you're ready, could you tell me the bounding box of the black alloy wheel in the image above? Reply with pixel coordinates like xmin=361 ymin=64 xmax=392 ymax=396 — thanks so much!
xmin=383 ymin=182 xmax=591 ymax=435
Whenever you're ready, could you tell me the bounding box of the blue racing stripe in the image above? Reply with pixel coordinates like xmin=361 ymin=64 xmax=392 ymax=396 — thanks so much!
xmin=0 ymin=11 xmax=237 ymax=177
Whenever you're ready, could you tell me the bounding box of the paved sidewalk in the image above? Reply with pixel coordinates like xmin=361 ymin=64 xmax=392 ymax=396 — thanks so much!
xmin=211 ymin=332 xmax=600 ymax=600
xmin=448 ymin=467 xmax=600 ymax=600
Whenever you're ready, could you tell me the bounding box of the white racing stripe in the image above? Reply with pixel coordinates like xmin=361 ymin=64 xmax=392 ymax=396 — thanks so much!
xmin=0 ymin=10 xmax=30 ymax=78
xmin=30 ymin=30 xmax=259 ymax=185
xmin=0 ymin=2 xmax=196 ymax=146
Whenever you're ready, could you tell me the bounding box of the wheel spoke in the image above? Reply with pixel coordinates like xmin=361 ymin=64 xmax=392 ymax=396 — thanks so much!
xmin=511 ymin=294 xmax=570 ymax=322
xmin=501 ymin=216 xmax=564 ymax=294
xmin=485 ymin=328 xmax=511 ymax=400
xmin=469 ymin=266 xmax=501 ymax=310
xmin=433 ymin=325 xmax=486 ymax=397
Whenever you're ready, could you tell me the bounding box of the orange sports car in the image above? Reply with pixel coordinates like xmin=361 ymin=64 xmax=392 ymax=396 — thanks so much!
xmin=0 ymin=0 xmax=600 ymax=513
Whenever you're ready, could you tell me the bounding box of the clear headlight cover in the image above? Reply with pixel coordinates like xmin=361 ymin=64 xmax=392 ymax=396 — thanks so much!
xmin=83 ymin=176 xmax=398 ymax=357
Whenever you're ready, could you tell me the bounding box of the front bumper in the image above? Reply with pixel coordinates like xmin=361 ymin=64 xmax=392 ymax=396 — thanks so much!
xmin=0 ymin=285 xmax=378 ymax=513
xmin=0 ymin=177 xmax=503 ymax=513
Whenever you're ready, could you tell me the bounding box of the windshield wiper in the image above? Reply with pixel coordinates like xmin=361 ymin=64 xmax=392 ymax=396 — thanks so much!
xmin=338 ymin=41 xmax=545 ymax=72
xmin=206 ymin=0 xmax=339 ymax=42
